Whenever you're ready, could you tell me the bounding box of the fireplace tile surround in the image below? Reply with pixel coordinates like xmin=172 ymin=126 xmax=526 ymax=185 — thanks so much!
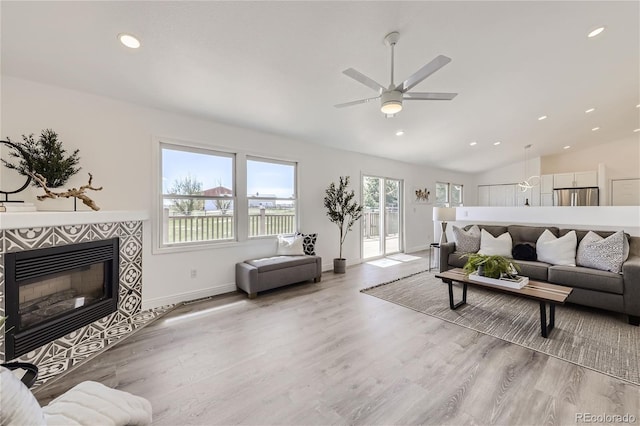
xmin=0 ymin=211 xmax=174 ymax=388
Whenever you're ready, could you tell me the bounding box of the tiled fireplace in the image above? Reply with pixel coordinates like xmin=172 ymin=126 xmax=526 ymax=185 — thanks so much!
xmin=0 ymin=211 xmax=172 ymax=388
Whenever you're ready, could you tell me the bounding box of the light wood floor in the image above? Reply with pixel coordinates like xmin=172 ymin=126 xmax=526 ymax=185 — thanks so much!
xmin=34 ymin=251 xmax=639 ymax=425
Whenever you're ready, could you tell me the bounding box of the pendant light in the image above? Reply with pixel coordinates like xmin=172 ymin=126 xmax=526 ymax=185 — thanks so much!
xmin=517 ymin=144 xmax=540 ymax=192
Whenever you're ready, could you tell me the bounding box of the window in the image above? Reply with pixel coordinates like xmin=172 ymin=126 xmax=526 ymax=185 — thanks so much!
xmin=160 ymin=143 xmax=235 ymax=247
xmin=435 ymin=182 xmax=449 ymax=205
xmin=451 ymin=184 xmax=464 ymax=206
xmin=247 ymin=157 xmax=297 ymax=237
xmin=435 ymin=182 xmax=464 ymax=206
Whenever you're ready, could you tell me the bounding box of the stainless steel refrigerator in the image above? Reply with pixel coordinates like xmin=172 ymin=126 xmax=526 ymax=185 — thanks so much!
xmin=554 ymin=187 xmax=599 ymax=206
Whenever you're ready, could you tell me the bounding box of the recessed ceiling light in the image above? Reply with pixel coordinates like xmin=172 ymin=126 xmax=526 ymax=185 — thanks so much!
xmin=585 ymin=108 xmax=595 ymax=113
xmin=634 ymin=129 xmax=640 ymax=133
xmin=587 ymin=26 xmax=605 ymax=38
xmin=592 ymin=127 xmax=600 ymax=131
xmin=395 ymin=130 xmax=404 ymax=136
xmin=538 ymin=115 xmax=547 ymax=121
xmin=563 ymin=145 xmax=571 ymax=149
xmin=118 ymin=33 xmax=141 ymax=49
xmin=493 ymin=141 xmax=501 ymax=146
xmin=636 ymin=104 xmax=640 ymax=108
xmin=469 ymin=141 xmax=477 ymax=146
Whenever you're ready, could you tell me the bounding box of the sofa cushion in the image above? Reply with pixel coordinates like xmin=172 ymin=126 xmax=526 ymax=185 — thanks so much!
xmin=448 ymin=252 xmax=468 ymax=268
xmin=577 ymin=230 xmax=626 ymax=273
xmin=512 ymin=260 xmax=551 ymax=281
xmin=479 ymin=229 xmax=512 ymax=257
xmin=453 ymin=225 xmax=481 ymax=253
xmin=246 ymin=255 xmax=316 ymax=273
xmin=537 ymin=230 xmax=577 ymax=266
xmin=548 ymin=265 xmax=623 ymax=294
xmin=468 ymin=225 xmax=508 ymax=238
xmin=508 ymin=225 xmax=558 ymax=246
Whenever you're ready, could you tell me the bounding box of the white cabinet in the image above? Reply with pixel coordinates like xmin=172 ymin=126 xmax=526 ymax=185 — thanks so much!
xmin=540 ymin=174 xmax=553 ymax=194
xmin=489 ymin=185 xmax=506 ymax=206
xmin=553 ymin=173 xmax=575 ymax=188
xmin=479 ymin=184 xmax=526 ymax=206
xmin=540 ymin=174 xmax=554 ymax=206
xmin=478 ymin=186 xmax=490 ymax=206
xmin=541 ymin=193 xmax=554 ymax=206
xmin=504 ymin=184 xmax=517 ymax=206
xmin=553 ymin=171 xmax=597 ymax=188
xmin=575 ymin=171 xmax=598 ymax=187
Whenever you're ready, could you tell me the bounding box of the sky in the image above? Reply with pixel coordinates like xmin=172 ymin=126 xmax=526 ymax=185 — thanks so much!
xmin=162 ymin=148 xmax=295 ymax=198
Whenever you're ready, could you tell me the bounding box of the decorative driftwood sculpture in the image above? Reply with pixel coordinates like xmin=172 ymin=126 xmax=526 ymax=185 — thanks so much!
xmin=28 ymin=172 xmax=103 ymax=211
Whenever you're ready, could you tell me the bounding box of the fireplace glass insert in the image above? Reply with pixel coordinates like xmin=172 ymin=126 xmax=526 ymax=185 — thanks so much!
xmin=4 ymin=238 xmax=119 ymax=360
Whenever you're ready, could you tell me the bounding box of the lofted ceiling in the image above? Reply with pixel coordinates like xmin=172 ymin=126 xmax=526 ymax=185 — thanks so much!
xmin=1 ymin=1 xmax=638 ymax=173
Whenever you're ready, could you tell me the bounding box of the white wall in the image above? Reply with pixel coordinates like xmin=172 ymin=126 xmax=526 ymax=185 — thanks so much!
xmin=474 ymin=157 xmax=541 ymax=186
xmin=454 ymin=206 xmax=640 ymax=236
xmin=541 ymin=136 xmax=639 ymax=180
xmin=1 ymin=76 xmax=473 ymax=308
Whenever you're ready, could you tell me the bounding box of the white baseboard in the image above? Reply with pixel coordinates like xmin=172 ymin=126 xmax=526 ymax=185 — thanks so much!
xmin=406 ymin=245 xmax=430 ymax=253
xmin=142 ymin=282 xmax=237 ymax=310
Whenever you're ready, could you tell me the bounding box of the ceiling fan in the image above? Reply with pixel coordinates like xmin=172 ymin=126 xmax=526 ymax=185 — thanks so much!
xmin=335 ymin=31 xmax=458 ymax=116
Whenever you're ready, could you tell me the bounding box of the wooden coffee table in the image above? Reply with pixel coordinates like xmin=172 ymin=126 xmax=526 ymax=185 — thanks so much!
xmin=436 ymin=268 xmax=573 ymax=338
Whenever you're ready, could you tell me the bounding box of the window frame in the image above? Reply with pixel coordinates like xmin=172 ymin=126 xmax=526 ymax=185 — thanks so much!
xmin=246 ymin=156 xmax=298 ymax=239
xmin=154 ymin=139 xmax=237 ymax=253
xmin=435 ymin=181 xmax=450 ymax=206
xmin=435 ymin=181 xmax=464 ymax=207
xmin=152 ymin=138 xmax=301 ymax=254
xmin=450 ymin=183 xmax=464 ymax=206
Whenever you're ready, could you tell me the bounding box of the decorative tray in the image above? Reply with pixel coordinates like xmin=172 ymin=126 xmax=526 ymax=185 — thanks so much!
xmin=468 ymin=271 xmax=529 ymax=289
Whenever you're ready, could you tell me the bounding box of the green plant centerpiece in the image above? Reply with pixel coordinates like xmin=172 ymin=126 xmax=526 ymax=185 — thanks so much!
xmin=462 ymin=253 xmax=520 ymax=279
xmin=2 ymin=129 xmax=81 ymax=188
xmin=324 ymin=176 xmax=363 ymax=274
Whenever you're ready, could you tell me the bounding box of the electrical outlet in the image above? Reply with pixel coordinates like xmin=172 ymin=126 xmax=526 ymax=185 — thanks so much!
xmin=190 ymin=269 xmax=197 ymax=278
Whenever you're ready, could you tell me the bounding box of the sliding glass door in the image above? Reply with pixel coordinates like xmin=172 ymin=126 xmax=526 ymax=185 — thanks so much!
xmin=362 ymin=175 xmax=403 ymax=259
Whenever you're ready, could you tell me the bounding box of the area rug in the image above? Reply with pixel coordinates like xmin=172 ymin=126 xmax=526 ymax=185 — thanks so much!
xmin=361 ymin=271 xmax=640 ymax=385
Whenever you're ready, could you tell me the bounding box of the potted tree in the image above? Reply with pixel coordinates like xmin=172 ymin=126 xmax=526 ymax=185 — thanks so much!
xmin=324 ymin=176 xmax=363 ymax=273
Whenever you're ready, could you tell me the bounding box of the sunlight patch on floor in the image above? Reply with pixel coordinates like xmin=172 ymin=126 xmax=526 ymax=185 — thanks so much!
xmin=386 ymin=253 xmax=422 ymax=262
xmin=367 ymin=258 xmax=403 ymax=268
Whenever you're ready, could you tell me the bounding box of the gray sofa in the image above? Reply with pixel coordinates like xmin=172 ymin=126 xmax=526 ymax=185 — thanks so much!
xmin=439 ymin=224 xmax=640 ymax=325
xmin=236 ymin=255 xmax=322 ymax=298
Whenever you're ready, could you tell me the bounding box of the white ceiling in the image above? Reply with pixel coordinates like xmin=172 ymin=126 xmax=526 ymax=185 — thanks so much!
xmin=2 ymin=1 xmax=638 ymax=173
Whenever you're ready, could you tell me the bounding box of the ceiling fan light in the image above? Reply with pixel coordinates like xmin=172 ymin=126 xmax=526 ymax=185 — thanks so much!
xmin=381 ymin=101 xmax=402 ymax=115
xmin=380 ymin=91 xmax=403 ymax=115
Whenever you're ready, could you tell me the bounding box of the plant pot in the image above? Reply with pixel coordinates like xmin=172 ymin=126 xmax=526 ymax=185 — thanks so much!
xmin=333 ymin=258 xmax=346 ymax=274
xmin=477 ymin=265 xmax=485 ymax=276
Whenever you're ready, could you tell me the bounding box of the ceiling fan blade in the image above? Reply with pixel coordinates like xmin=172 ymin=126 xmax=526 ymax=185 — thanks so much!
xmin=334 ymin=96 xmax=380 ymax=108
xmin=397 ymin=55 xmax=452 ymax=92
xmin=404 ymin=92 xmax=458 ymax=100
xmin=342 ymin=68 xmax=386 ymax=93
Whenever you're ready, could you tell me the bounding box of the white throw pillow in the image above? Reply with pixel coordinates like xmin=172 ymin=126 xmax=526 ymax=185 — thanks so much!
xmin=276 ymin=235 xmax=305 ymax=256
xmin=576 ymin=230 xmax=626 ymax=273
xmin=0 ymin=367 xmax=46 ymax=426
xmin=478 ymin=229 xmax=512 ymax=257
xmin=537 ymin=229 xmax=577 ymax=266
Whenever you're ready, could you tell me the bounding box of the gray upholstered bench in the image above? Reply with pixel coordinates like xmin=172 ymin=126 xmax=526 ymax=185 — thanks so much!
xmin=236 ymin=255 xmax=322 ymax=298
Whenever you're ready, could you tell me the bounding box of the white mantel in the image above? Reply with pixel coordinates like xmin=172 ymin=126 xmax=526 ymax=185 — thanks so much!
xmin=0 ymin=210 xmax=149 ymax=230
